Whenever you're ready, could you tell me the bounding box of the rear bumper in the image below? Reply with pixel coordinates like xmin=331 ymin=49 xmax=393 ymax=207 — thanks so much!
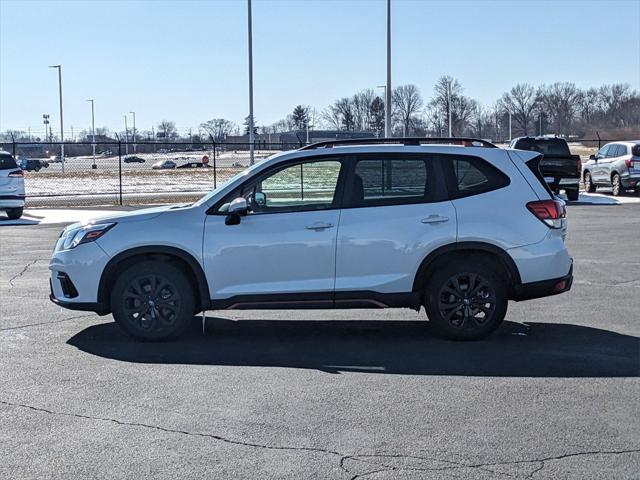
xmin=0 ymin=194 xmax=25 ymax=208
xmin=511 ymin=263 xmax=573 ymax=301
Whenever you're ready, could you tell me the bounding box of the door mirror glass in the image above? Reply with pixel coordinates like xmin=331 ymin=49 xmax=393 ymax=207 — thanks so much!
xmin=252 ymin=191 xmax=267 ymax=208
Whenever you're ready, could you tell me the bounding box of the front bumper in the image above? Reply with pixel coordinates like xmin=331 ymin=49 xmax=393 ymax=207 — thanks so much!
xmin=511 ymin=263 xmax=573 ymax=301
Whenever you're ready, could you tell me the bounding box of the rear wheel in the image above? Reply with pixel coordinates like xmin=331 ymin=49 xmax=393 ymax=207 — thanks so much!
xmin=6 ymin=207 xmax=23 ymax=220
xmin=566 ymin=188 xmax=579 ymax=201
xmin=584 ymin=171 xmax=596 ymax=193
xmin=424 ymin=257 xmax=508 ymax=340
xmin=612 ymin=173 xmax=623 ymax=196
xmin=110 ymin=261 xmax=195 ymax=341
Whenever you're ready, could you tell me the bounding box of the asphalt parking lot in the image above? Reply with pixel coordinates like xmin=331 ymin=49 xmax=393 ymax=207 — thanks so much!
xmin=1 ymin=205 xmax=639 ymax=479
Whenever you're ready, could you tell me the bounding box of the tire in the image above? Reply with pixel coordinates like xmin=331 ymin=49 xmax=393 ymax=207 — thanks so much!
xmin=612 ymin=173 xmax=623 ymax=196
xmin=6 ymin=207 xmax=23 ymax=220
xmin=566 ymin=188 xmax=579 ymax=201
xmin=584 ymin=171 xmax=596 ymax=193
xmin=110 ymin=261 xmax=195 ymax=341
xmin=424 ymin=257 xmax=508 ymax=340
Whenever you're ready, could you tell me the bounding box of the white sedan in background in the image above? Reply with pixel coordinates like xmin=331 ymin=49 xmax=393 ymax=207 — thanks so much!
xmin=151 ymin=159 xmax=176 ymax=170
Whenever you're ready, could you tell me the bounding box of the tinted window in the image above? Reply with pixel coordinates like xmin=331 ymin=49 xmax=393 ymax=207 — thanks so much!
xmin=0 ymin=153 xmax=18 ymax=170
xmin=514 ymin=138 xmax=570 ymax=156
xmin=632 ymin=145 xmax=640 ymax=157
xmin=444 ymin=155 xmax=510 ymax=198
xmin=347 ymin=157 xmax=431 ymax=207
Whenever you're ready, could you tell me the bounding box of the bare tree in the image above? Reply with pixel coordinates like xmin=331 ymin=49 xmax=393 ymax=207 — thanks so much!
xmin=157 ymin=120 xmax=177 ymax=140
xmin=537 ymin=83 xmax=583 ymax=136
xmin=200 ymin=118 xmax=236 ymax=141
xmin=430 ymin=76 xmax=474 ymax=136
xmin=499 ymin=83 xmax=538 ymax=135
xmin=392 ymin=84 xmax=423 ymax=135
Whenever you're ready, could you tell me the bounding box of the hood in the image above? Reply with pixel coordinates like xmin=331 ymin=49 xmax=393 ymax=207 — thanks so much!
xmin=66 ymin=203 xmax=192 ymax=230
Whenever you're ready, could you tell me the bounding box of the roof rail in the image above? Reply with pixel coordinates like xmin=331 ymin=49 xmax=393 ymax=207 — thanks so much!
xmin=298 ymin=137 xmax=498 ymax=151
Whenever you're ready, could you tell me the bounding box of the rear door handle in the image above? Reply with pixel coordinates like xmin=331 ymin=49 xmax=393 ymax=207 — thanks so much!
xmin=306 ymin=222 xmax=335 ymax=231
xmin=421 ymin=215 xmax=449 ymax=224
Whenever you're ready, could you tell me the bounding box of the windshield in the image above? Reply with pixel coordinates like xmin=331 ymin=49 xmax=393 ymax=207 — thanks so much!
xmin=515 ymin=138 xmax=571 ymax=157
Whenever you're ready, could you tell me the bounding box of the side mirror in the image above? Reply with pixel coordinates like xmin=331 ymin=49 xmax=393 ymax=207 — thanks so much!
xmin=225 ymin=197 xmax=248 ymax=226
xmin=589 ymin=154 xmax=596 ymax=161
xmin=253 ymin=191 xmax=267 ymax=207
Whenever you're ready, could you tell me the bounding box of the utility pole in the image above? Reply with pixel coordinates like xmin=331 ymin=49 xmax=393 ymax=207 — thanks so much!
xmin=87 ymin=99 xmax=96 ymax=168
xmin=48 ymin=65 xmax=65 ymax=172
xmin=508 ymin=110 xmax=512 ymax=142
xmin=385 ymin=0 xmax=392 ymax=138
xmin=124 ymin=115 xmax=129 ymax=155
xmin=247 ymin=0 xmax=255 ymax=165
xmin=130 ymin=111 xmax=136 ymax=153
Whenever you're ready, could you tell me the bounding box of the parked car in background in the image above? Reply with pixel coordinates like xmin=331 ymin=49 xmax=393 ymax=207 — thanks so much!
xmin=582 ymin=141 xmax=640 ymax=196
xmin=509 ymin=136 xmax=581 ymax=201
xmin=0 ymin=150 xmax=25 ymax=219
xmin=19 ymin=158 xmax=50 ymax=172
xmin=124 ymin=155 xmax=145 ymax=163
xmin=50 ymin=138 xmax=572 ymax=342
xmin=49 ymin=155 xmax=61 ymax=163
xmin=151 ymin=159 xmax=176 ymax=170
xmin=176 ymin=162 xmax=212 ymax=169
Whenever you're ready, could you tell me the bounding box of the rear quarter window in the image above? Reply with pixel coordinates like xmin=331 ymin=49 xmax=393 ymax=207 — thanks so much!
xmin=0 ymin=153 xmax=18 ymax=170
xmin=440 ymin=154 xmax=510 ymax=199
xmin=632 ymin=145 xmax=640 ymax=156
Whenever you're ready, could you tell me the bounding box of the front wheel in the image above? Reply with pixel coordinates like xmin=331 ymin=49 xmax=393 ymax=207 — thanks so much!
xmin=110 ymin=261 xmax=195 ymax=341
xmin=6 ymin=207 xmax=23 ymax=220
xmin=424 ymin=258 xmax=508 ymax=340
xmin=584 ymin=172 xmax=596 ymax=193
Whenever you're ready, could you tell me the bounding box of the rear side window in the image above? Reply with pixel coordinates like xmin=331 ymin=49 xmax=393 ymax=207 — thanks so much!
xmin=441 ymin=155 xmax=510 ymax=199
xmin=346 ymin=156 xmax=433 ymax=207
xmin=0 ymin=153 xmax=18 ymax=170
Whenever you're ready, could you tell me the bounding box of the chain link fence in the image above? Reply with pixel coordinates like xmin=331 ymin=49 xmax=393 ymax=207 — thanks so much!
xmin=0 ymin=141 xmax=295 ymax=207
xmin=0 ymin=137 xmax=625 ymax=207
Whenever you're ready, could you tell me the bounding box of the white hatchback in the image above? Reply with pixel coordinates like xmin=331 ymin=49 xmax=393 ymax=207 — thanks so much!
xmin=50 ymin=138 xmax=573 ymax=341
xmin=0 ymin=150 xmax=25 ymax=219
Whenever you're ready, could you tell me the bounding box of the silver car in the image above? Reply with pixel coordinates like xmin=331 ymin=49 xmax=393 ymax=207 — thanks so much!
xmin=583 ymin=141 xmax=640 ymax=196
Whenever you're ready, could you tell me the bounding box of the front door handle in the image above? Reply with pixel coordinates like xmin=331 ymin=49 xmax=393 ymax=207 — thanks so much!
xmin=421 ymin=215 xmax=449 ymax=224
xmin=306 ymin=222 xmax=335 ymax=231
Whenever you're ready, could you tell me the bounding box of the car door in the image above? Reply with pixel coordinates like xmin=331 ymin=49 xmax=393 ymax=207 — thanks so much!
xmin=602 ymin=144 xmax=621 ymax=184
xmin=334 ymin=153 xmax=456 ymax=296
xmin=592 ymin=145 xmax=610 ymax=183
xmin=203 ymin=157 xmax=345 ymax=302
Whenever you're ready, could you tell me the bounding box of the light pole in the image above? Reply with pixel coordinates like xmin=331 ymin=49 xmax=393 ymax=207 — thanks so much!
xmin=130 ymin=111 xmax=136 ymax=153
xmin=447 ymin=81 xmax=452 ymax=137
xmin=385 ymin=0 xmax=392 ymax=138
xmin=48 ymin=65 xmax=65 ymax=172
xmin=87 ymin=99 xmax=96 ymax=168
xmin=124 ymin=115 xmax=129 ymax=155
xmin=247 ymin=0 xmax=255 ymax=165
xmin=377 ymin=85 xmax=386 ymax=137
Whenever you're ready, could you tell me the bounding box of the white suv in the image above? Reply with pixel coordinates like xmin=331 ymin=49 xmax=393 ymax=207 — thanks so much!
xmin=0 ymin=150 xmax=25 ymax=219
xmin=50 ymin=138 xmax=573 ymax=341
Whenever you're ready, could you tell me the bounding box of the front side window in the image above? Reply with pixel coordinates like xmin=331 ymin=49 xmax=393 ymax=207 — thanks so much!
xmin=219 ymin=159 xmax=342 ymax=214
xmin=346 ymin=156 xmax=432 ymax=207
xmin=597 ymin=145 xmax=611 ymax=158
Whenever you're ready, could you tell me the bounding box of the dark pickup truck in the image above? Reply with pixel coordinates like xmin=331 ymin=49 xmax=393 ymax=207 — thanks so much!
xmin=510 ymin=136 xmax=582 ymax=201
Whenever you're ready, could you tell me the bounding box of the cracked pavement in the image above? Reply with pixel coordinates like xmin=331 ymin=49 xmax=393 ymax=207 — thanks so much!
xmin=1 ymin=205 xmax=639 ymax=479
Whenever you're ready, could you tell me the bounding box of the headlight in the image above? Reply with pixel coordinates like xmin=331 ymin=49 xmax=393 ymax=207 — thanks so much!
xmin=58 ymin=223 xmax=116 ymax=251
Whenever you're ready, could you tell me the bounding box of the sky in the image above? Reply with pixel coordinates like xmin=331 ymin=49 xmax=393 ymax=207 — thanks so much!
xmin=1 ymin=0 xmax=639 ymax=137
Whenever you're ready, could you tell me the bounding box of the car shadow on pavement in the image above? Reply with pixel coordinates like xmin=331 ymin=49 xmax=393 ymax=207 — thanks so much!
xmin=67 ymin=318 xmax=639 ymax=377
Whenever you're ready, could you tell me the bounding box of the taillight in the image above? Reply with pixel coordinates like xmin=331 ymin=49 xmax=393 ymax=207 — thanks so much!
xmin=8 ymin=170 xmax=23 ymax=177
xmin=526 ymin=199 xmax=566 ymax=229
xmin=625 ymin=158 xmax=633 ymax=168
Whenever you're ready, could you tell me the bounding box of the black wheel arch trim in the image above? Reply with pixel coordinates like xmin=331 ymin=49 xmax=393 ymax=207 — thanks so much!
xmin=97 ymin=246 xmax=211 ymax=312
xmin=412 ymin=241 xmax=522 ymax=295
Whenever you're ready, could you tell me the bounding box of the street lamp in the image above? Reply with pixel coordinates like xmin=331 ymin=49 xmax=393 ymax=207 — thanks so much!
xmin=87 ymin=99 xmax=96 ymax=168
xmin=129 ymin=111 xmax=136 ymax=153
xmin=447 ymin=81 xmax=453 ymax=137
xmin=385 ymin=0 xmax=392 ymax=138
xmin=124 ymin=115 xmax=129 ymax=155
xmin=247 ymin=0 xmax=255 ymax=165
xmin=376 ymin=85 xmax=386 ymax=137
xmin=48 ymin=65 xmax=65 ymax=172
